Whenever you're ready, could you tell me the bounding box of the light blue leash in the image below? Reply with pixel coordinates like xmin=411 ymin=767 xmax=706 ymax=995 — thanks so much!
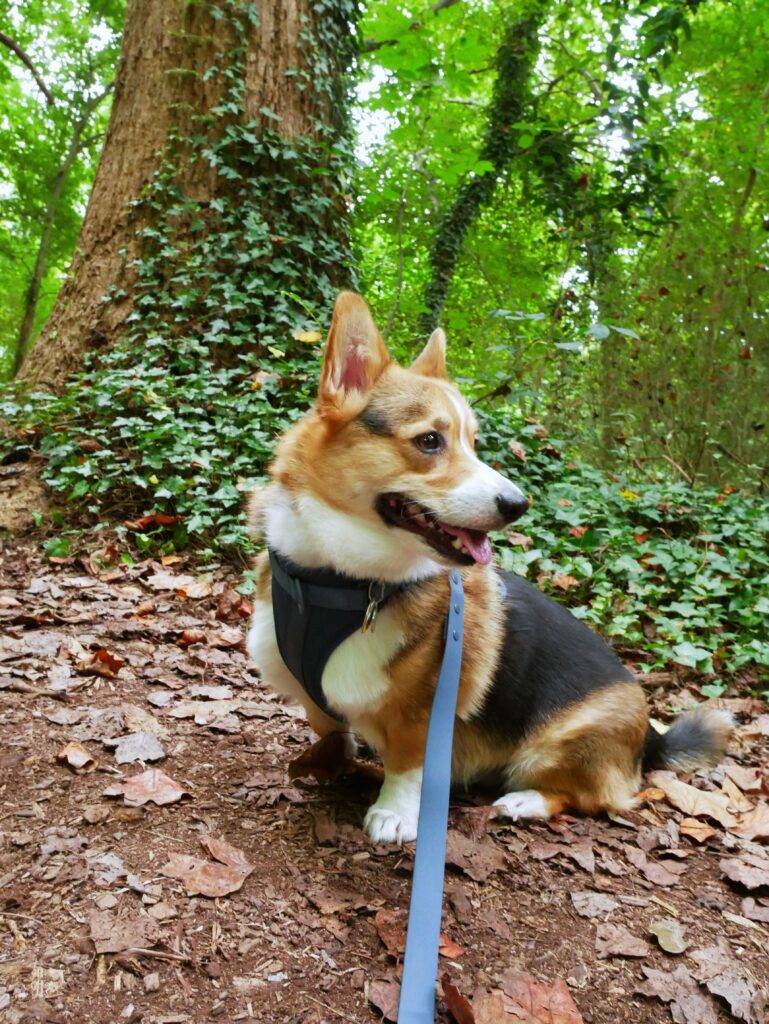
xmin=397 ymin=569 xmax=464 ymax=1023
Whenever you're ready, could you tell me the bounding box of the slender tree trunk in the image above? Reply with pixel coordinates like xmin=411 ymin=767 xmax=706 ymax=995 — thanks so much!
xmin=419 ymin=4 xmax=546 ymax=333
xmin=13 ymin=88 xmax=111 ymax=376
xmin=20 ymin=0 xmax=358 ymax=386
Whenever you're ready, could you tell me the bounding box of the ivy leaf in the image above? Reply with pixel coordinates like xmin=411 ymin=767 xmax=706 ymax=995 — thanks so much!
xmin=587 ymin=323 xmax=611 ymax=340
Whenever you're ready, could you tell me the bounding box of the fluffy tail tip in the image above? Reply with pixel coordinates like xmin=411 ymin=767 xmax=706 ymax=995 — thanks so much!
xmin=643 ymin=705 xmax=735 ymax=773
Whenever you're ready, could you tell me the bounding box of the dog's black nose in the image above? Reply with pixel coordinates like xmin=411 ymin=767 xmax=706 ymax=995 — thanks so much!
xmin=496 ymin=491 xmax=529 ymax=523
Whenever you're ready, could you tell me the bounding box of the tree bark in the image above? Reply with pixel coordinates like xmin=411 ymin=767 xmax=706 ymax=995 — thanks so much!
xmin=20 ymin=0 xmax=357 ymax=386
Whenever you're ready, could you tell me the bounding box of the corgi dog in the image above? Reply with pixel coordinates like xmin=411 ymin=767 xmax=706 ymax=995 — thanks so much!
xmin=246 ymin=291 xmax=732 ymax=844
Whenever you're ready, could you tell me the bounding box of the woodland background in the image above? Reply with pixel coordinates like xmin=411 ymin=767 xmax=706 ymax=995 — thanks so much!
xmin=0 ymin=0 xmax=767 ymax=684
xmin=1 ymin=5 xmax=769 ymax=1024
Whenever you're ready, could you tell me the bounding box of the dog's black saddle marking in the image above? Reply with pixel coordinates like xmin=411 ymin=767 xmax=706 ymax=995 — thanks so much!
xmin=268 ymin=549 xmax=403 ymax=722
xmin=472 ymin=569 xmax=635 ymax=741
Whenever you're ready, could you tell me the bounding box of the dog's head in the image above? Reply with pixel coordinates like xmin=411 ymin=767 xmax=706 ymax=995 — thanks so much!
xmin=267 ymin=292 xmax=528 ymax=579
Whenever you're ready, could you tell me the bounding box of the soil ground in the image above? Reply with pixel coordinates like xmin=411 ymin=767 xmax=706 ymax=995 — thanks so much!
xmin=0 ymin=536 xmax=767 ymax=1024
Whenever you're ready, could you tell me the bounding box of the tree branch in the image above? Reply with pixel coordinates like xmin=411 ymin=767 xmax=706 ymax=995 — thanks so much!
xmin=0 ymin=29 xmax=54 ymax=105
xmin=361 ymin=0 xmax=461 ymax=54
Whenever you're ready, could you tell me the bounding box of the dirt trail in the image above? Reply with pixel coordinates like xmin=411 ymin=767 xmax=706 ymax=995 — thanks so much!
xmin=0 ymin=538 xmax=767 ymax=1024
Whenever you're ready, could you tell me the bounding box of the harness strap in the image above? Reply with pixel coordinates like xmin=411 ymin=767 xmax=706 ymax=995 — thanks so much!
xmin=268 ymin=549 xmax=400 ymax=612
xmin=398 ymin=569 xmax=464 ymax=1023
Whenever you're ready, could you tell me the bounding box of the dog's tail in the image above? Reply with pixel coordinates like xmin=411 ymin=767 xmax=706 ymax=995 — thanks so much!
xmin=642 ymin=705 xmax=734 ymax=773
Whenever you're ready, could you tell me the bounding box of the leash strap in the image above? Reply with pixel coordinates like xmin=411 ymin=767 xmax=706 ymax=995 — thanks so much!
xmin=398 ymin=569 xmax=464 ymax=1023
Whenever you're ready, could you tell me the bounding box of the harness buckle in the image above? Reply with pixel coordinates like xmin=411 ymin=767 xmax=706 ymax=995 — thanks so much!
xmin=362 ymin=580 xmax=386 ymax=633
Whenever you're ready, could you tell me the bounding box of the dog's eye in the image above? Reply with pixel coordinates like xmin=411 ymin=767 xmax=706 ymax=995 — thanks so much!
xmin=414 ymin=431 xmax=444 ymax=454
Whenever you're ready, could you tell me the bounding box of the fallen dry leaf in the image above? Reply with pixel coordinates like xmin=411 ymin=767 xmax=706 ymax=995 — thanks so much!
xmin=375 ymin=909 xmax=406 ymax=957
xmin=551 ymin=573 xmax=579 ymax=591
xmin=741 ymin=897 xmax=769 ymax=923
xmin=446 ymin=829 xmax=507 ymax=883
xmin=189 ymin=684 xmax=233 ymax=700
xmin=722 ymin=776 xmax=754 ymax=813
xmin=56 ymin=741 xmax=95 ymax=772
xmin=742 ymin=714 xmax=769 ymax=738
xmin=720 ymin=854 xmax=769 ymax=890
xmin=103 ymin=768 xmax=190 ymax=806
xmin=312 ymin=810 xmax=338 ymax=845
xmin=500 ymin=969 xmax=584 ymax=1024
xmin=680 ymin=817 xmax=718 ymax=844
xmin=89 ymin=648 xmax=125 ymax=678
xmin=366 ymin=978 xmax=400 ymax=1022
xmin=441 ymin=975 xmax=475 ymax=1024
xmin=112 ymin=731 xmax=166 ymax=765
xmin=637 ymin=786 xmax=666 ymax=803
xmin=199 ymin=834 xmax=254 ymax=876
xmin=689 ymin=940 xmax=764 ymax=1024
xmin=636 ymin=965 xmax=717 ymax=1024
xmin=732 ymin=801 xmax=769 ymax=842
xmin=506 ymin=530 xmax=533 ymax=550
xmin=650 ymin=917 xmax=689 ymax=954
xmin=595 ymin=922 xmax=650 ymax=959
xmin=725 ymin=765 xmax=764 ymax=793
xmin=123 ymin=513 xmax=182 ymax=530
xmin=177 ymin=627 xmax=207 ymax=647
xmin=624 ymin=845 xmax=687 ymax=887
xmin=177 ymin=578 xmax=212 ymax=599
xmin=473 ymin=991 xmax=509 ymax=1023
xmin=570 ymin=890 xmax=618 ymax=919
xmin=88 ymin=909 xmax=159 ymax=954
xmin=288 ymin=732 xmax=354 ymax=783
xmin=145 ymin=571 xmax=195 ymax=591
xmin=508 ymin=440 xmax=527 ymax=461
xmin=647 ymin=770 xmax=737 ymax=828
xmin=160 ymin=853 xmax=249 ymax=897
xmin=439 ymin=934 xmax=465 ymax=959
xmin=123 ymin=703 xmax=168 ymax=738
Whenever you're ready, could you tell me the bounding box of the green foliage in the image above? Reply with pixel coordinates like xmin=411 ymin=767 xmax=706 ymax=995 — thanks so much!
xmin=2 ymin=347 xmax=316 ymax=553
xmin=481 ymin=413 xmax=769 ymax=680
xmin=357 ymin=0 xmax=769 ymax=487
xmin=0 ymin=0 xmax=767 ymax=682
xmin=0 ymin=0 xmax=122 ymax=376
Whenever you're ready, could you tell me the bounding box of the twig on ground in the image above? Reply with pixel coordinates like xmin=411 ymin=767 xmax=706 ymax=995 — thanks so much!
xmin=0 ymin=679 xmax=69 ymax=701
xmin=303 ymin=994 xmax=362 ymax=1023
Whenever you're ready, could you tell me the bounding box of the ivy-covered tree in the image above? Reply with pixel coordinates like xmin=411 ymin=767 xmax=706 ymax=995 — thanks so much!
xmin=20 ymin=0 xmax=359 ymax=385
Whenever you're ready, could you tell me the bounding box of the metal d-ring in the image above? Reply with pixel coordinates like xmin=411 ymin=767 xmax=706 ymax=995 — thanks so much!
xmin=362 ymin=580 xmax=386 ymax=633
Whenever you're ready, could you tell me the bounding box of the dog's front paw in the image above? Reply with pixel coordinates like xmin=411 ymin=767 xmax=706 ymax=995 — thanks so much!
xmin=364 ymin=805 xmax=418 ymax=844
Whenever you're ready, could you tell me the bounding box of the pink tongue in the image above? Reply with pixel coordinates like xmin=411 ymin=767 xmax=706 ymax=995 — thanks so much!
xmin=441 ymin=525 xmax=493 ymax=565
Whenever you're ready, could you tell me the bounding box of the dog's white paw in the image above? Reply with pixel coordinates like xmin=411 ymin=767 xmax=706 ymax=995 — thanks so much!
xmin=364 ymin=805 xmax=418 ymax=844
xmin=364 ymin=767 xmax=422 ymax=844
xmin=492 ymin=789 xmax=550 ymax=821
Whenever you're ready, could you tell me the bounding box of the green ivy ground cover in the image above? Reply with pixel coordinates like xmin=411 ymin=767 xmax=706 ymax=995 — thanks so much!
xmin=3 ymin=363 xmax=767 ymax=687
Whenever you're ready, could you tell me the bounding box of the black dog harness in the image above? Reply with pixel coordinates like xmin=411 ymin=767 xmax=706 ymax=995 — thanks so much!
xmin=268 ymin=548 xmax=404 ymax=721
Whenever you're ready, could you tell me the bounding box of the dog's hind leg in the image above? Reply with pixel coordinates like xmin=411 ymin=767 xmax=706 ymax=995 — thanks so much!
xmin=496 ymin=681 xmax=649 ymax=819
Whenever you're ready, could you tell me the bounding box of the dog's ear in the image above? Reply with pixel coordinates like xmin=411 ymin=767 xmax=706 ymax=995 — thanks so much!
xmin=318 ymin=292 xmax=390 ymax=420
xmin=410 ymin=328 xmax=447 ymax=379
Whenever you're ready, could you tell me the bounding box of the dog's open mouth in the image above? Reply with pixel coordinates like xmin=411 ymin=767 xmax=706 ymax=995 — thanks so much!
xmin=376 ymin=493 xmax=493 ymax=566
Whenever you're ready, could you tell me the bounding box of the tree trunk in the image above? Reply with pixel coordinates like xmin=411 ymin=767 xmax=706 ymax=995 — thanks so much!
xmin=20 ymin=0 xmax=358 ymax=386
